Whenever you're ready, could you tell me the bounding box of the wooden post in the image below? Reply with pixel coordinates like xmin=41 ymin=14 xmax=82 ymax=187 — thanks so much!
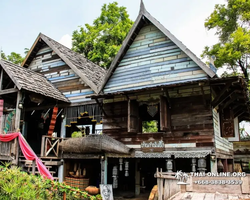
xmin=32 ymin=160 xmax=36 ymax=175
xmin=40 ymin=136 xmax=45 ymax=157
xmin=15 ymin=91 xmax=22 ymax=131
xmin=135 ymin=159 xmax=140 ymax=196
xmin=63 ymin=192 xmax=66 ymax=200
xmin=104 ymin=154 xmax=108 ymax=184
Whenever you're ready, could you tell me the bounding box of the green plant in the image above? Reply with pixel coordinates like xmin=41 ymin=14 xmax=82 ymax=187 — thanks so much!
xmin=71 ymin=131 xmax=83 ymax=138
xmin=0 ymin=162 xmax=99 ymax=199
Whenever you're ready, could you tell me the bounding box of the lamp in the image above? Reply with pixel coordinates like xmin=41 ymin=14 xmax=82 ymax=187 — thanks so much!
xmin=210 ymin=155 xmax=216 ymax=161
xmin=100 ymin=155 xmax=105 ymax=161
xmin=61 ymin=114 xmax=65 ymax=119
xmin=18 ymin=101 xmax=23 ymax=109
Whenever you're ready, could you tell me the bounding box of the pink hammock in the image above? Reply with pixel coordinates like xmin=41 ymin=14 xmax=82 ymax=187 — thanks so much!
xmin=0 ymin=132 xmax=53 ymax=180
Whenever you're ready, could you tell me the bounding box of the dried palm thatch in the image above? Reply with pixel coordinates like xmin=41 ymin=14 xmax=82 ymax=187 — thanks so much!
xmin=60 ymin=134 xmax=131 ymax=154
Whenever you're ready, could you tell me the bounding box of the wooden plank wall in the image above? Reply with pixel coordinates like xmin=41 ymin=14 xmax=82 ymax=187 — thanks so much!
xmin=104 ymin=23 xmax=208 ymax=93
xmin=103 ymin=85 xmax=214 ymax=147
xmin=28 ymin=44 xmax=93 ymax=103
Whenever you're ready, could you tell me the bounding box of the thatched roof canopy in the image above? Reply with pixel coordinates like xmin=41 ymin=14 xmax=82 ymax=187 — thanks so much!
xmin=60 ymin=134 xmax=132 ymax=155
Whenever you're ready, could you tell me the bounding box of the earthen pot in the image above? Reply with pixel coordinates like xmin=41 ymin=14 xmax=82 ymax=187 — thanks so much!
xmin=85 ymin=186 xmax=99 ymax=195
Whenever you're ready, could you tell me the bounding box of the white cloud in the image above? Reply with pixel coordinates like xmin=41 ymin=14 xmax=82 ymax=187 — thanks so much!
xmin=59 ymin=34 xmax=72 ymax=49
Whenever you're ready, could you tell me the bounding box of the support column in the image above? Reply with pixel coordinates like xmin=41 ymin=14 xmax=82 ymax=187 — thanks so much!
xmin=58 ymin=116 xmax=66 ymax=183
xmin=135 ymin=159 xmax=140 ymax=196
xmin=15 ymin=91 xmax=22 ymax=131
xmin=100 ymin=154 xmax=108 ymax=184
xmin=104 ymin=154 xmax=108 ymax=184
xmin=210 ymin=157 xmax=217 ymax=173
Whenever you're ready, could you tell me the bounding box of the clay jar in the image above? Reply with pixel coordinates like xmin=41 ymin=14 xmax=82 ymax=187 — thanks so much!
xmin=85 ymin=186 xmax=99 ymax=195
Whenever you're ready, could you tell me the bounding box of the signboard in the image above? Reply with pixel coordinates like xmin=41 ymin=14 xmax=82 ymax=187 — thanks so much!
xmin=100 ymin=184 xmax=114 ymax=200
xmin=141 ymin=140 xmax=165 ymax=152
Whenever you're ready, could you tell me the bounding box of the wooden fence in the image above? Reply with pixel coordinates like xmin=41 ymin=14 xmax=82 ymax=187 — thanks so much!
xmin=0 ymin=138 xmax=18 ymax=164
xmin=155 ymin=168 xmax=180 ymax=200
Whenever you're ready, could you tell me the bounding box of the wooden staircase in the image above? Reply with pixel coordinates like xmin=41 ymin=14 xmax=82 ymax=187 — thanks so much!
xmin=18 ymin=156 xmax=62 ymax=181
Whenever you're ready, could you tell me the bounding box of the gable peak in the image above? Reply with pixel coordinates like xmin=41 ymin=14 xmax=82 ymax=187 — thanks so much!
xmin=140 ymin=0 xmax=146 ymax=14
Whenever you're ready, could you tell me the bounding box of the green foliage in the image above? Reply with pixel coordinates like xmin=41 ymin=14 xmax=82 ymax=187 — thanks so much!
xmin=201 ymin=0 xmax=250 ymax=79
xmin=142 ymin=120 xmax=158 ymax=133
xmin=0 ymin=163 xmax=100 ymax=200
xmin=1 ymin=48 xmax=28 ymax=65
xmin=72 ymin=2 xmax=133 ymax=69
xmin=71 ymin=131 xmax=83 ymax=138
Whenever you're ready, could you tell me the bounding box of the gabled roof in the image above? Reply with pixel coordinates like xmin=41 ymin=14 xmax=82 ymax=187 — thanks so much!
xmin=22 ymin=33 xmax=106 ymax=94
xmin=0 ymin=59 xmax=69 ymax=103
xmin=99 ymin=1 xmax=216 ymax=92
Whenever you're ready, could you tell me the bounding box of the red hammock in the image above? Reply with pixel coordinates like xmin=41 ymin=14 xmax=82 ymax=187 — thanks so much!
xmin=0 ymin=132 xmax=53 ymax=180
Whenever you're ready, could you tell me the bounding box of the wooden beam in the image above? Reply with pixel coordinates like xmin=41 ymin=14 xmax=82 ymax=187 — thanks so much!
xmin=218 ymin=95 xmax=237 ymax=113
xmin=15 ymin=91 xmax=22 ymax=131
xmin=95 ymin=99 xmax=107 ymax=117
xmin=234 ymin=109 xmax=245 ymax=118
xmin=0 ymin=68 xmax=3 ymax=90
xmin=0 ymin=88 xmax=18 ymax=95
xmin=211 ymin=83 xmax=231 ymax=107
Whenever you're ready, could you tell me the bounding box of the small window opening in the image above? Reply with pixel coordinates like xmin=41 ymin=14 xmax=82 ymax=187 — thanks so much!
xmin=142 ymin=120 xmax=158 ymax=133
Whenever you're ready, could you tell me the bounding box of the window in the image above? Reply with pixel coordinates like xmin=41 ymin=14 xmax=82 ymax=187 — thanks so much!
xmin=142 ymin=120 xmax=158 ymax=133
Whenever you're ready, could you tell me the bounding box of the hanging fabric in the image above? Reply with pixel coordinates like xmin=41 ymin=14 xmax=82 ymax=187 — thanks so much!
xmin=4 ymin=110 xmax=15 ymax=134
xmin=0 ymin=132 xmax=53 ymax=180
xmin=48 ymin=106 xmax=58 ymax=136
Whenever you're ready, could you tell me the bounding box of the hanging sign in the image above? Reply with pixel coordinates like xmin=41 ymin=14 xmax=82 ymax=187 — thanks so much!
xmin=141 ymin=140 xmax=165 ymax=152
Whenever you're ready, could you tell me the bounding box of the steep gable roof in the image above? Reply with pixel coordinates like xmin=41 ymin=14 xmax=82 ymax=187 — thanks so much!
xmin=0 ymin=59 xmax=69 ymax=102
xmin=100 ymin=1 xmax=216 ymax=93
xmin=22 ymin=33 xmax=106 ymax=94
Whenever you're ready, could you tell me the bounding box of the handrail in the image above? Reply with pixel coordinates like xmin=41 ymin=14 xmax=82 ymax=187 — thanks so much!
xmin=40 ymin=135 xmax=65 ymax=158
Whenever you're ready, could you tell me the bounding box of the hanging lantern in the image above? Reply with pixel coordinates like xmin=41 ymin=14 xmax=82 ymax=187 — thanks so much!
xmin=112 ymin=166 xmax=118 ymax=189
xmin=119 ymin=158 xmax=123 ymax=171
xmin=125 ymin=161 xmax=129 ymax=177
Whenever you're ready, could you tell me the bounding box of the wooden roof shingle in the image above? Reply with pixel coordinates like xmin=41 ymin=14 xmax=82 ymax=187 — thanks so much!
xmin=0 ymin=59 xmax=69 ymax=103
xmin=22 ymin=33 xmax=107 ymax=94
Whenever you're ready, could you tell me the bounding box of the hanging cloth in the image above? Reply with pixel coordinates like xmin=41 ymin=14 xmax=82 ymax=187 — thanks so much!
xmin=48 ymin=107 xmax=58 ymax=136
xmin=0 ymin=132 xmax=53 ymax=180
xmin=4 ymin=110 xmax=15 ymax=134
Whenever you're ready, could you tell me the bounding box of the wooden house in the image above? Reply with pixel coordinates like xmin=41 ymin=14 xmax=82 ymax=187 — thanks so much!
xmin=20 ymin=33 xmax=107 ymax=183
xmin=87 ymin=1 xmax=250 ymax=195
xmin=0 ymin=59 xmax=68 ymax=167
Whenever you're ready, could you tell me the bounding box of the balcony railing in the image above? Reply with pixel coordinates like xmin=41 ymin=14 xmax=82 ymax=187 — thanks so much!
xmin=40 ymin=136 xmax=65 ymax=158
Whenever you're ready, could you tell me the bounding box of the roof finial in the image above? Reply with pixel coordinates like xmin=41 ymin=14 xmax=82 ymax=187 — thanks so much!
xmin=140 ymin=0 xmax=146 ymax=14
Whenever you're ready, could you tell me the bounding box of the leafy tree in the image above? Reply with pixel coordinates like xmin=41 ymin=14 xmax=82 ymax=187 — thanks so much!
xmin=0 ymin=49 xmax=28 ymax=65
xmin=201 ymin=0 xmax=250 ymax=80
xmin=6 ymin=52 xmax=24 ymax=65
xmin=72 ymin=2 xmax=133 ymax=69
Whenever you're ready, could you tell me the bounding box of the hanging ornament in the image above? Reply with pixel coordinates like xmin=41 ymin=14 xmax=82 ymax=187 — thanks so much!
xmin=112 ymin=166 xmax=118 ymax=189
xmin=125 ymin=161 xmax=129 ymax=177
xmin=147 ymin=104 xmax=158 ymax=117
xmin=119 ymin=158 xmax=123 ymax=171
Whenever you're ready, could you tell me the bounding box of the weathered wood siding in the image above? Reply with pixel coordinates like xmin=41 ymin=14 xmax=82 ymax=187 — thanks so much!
xmin=103 ymin=85 xmax=214 ymax=147
xmin=28 ymin=45 xmax=93 ymax=103
xmin=104 ymin=23 xmax=208 ymax=93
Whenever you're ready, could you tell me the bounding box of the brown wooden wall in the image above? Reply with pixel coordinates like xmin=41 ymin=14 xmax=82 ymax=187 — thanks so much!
xmin=102 ymin=89 xmax=214 ymax=147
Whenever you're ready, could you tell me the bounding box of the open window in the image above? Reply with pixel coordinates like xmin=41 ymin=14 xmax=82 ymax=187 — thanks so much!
xmin=127 ymin=95 xmax=170 ymax=133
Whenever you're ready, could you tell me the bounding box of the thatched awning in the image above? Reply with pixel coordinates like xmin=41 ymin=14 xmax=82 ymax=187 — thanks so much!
xmin=60 ymin=134 xmax=131 ymax=155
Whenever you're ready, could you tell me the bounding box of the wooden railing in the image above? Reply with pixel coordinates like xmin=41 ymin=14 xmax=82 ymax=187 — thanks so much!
xmin=0 ymin=138 xmax=18 ymax=164
xmin=40 ymin=136 xmax=65 ymax=158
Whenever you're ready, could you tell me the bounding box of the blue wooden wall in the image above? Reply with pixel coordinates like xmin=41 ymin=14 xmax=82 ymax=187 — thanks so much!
xmin=28 ymin=45 xmax=94 ymax=103
xmin=104 ymin=23 xmax=208 ymax=93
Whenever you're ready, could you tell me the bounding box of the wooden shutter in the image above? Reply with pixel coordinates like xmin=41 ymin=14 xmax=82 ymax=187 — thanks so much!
xmin=160 ymin=96 xmax=169 ymax=131
xmin=128 ymin=99 xmax=139 ymax=133
xmin=221 ymin=107 xmax=234 ymax=137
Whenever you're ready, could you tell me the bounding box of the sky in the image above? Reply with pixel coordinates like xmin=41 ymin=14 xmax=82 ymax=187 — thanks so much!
xmin=0 ymin=0 xmax=226 ymax=59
